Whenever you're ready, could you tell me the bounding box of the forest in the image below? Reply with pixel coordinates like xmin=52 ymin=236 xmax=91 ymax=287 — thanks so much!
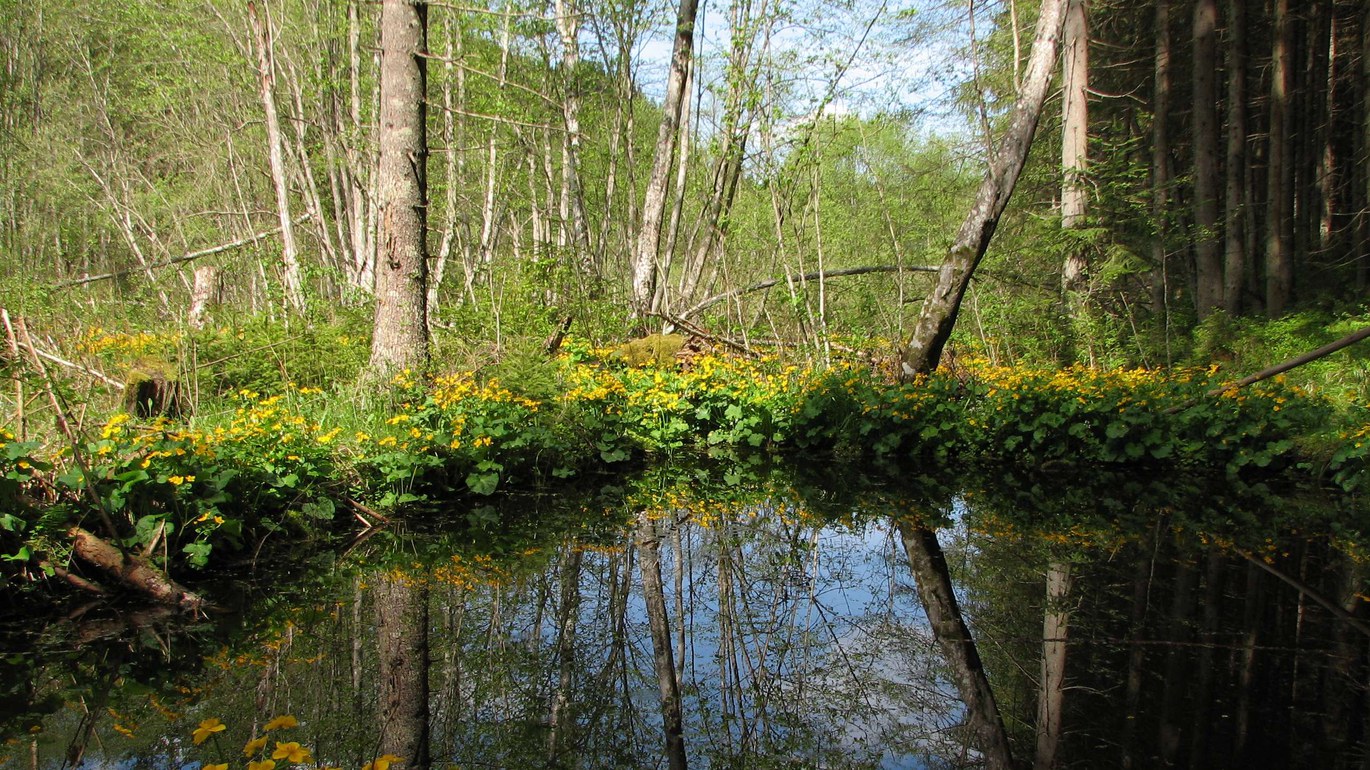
xmin=1 ymin=1 xmax=1369 ymax=768
xmin=0 ymin=0 xmax=1367 ymax=584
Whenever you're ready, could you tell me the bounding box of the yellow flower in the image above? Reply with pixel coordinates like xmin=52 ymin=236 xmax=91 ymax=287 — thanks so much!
xmin=362 ymin=754 xmax=403 ymax=770
xmin=192 ymin=717 xmax=227 ymax=745
xmin=244 ymin=735 xmax=269 ymax=756
xmin=272 ymin=741 xmax=313 ymax=763
xmin=263 ymin=715 xmax=299 ymax=731
xmin=168 ymin=475 xmax=186 ymax=486
xmin=248 ymin=761 xmax=277 ymax=770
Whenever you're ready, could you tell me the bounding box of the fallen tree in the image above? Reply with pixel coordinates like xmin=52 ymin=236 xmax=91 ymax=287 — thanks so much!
xmin=67 ymin=527 xmax=205 ymax=611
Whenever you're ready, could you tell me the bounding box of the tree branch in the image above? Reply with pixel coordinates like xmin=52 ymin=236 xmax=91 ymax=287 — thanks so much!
xmin=53 ymin=215 xmax=310 ymax=289
xmin=680 ymin=264 xmax=937 ymax=320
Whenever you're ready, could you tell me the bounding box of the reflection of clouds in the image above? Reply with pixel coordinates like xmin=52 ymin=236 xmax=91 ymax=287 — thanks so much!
xmin=625 ymin=514 xmax=977 ymax=767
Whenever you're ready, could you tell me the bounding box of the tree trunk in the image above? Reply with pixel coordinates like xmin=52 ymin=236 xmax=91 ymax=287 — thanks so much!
xmin=1191 ymin=0 xmax=1222 ymax=318
xmin=1221 ymin=0 xmax=1248 ymax=314
xmin=630 ymin=0 xmax=700 ymax=317
xmin=554 ymin=0 xmax=591 ymax=268
xmin=897 ymin=520 xmax=1016 ymax=770
xmin=188 ymin=265 xmax=220 ymax=330
xmin=1060 ymin=0 xmax=1091 ymax=362
xmin=369 ymin=0 xmax=430 ymax=375
xmin=898 ymin=0 xmax=1066 ymax=377
xmin=1150 ymin=0 xmax=1173 ymax=327
xmin=1266 ymin=0 xmax=1294 ymax=315
xmin=1361 ymin=1 xmax=1370 ymax=291
xmin=247 ymin=0 xmax=305 ymax=313
xmin=67 ymin=526 xmax=204 ymax=610
xmin=477 ymin=3 xmax=512 ymax=270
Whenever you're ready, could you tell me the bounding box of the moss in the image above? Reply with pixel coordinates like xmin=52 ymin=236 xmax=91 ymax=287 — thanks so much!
xmin=123 ymin=358 xmax=184 ymax=418
xmin=612 ymin=333 xmax=684 ymax=367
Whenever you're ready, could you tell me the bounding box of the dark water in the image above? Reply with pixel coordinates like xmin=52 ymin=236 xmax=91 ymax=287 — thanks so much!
xmin=2 ymin=461 xmax=1367 ymax=770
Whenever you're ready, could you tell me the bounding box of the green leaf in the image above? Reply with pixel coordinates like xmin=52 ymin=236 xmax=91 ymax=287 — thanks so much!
xmin=300 ymin=499 xmax=336 ymax=520
xmin=466 ymin=471 xmax=500 ymax=495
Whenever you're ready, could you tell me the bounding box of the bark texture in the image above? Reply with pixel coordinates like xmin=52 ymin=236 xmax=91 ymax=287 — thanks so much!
xmin=369 ymin=0 xmax=430 ymax=374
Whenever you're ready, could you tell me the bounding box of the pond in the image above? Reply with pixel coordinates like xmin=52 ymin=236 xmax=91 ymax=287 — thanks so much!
xmin=2 ymin=459 xmax=1367 ymax=769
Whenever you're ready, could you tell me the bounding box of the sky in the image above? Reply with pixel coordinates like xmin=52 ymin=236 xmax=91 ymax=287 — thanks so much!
xmin=627 ymin=0 xmax=991 ymax=139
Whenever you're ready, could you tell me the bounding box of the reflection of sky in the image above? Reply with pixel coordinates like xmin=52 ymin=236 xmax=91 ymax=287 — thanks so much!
xmin=592 ymin=503 xmax=972 ymax=768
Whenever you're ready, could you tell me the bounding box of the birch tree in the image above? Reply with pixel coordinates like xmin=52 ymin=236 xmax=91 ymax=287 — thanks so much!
xmin=630 ymin=0 xmax=700 ymax=317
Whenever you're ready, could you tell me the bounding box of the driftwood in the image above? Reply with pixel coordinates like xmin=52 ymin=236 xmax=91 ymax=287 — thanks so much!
xmin=67 ymin=526 xmax=205 ymax=611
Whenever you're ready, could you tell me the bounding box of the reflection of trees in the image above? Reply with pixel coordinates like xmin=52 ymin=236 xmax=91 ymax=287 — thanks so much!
xmin=8 ymin=465 xmax=1366 ymax=770
xmin=896 ymin=518 xmax=1017 ymax=770
xmin=374 ymin=571 xmax=430 ymax=770
xmin=956 ymin=469 xmax=1370 ymax=770
xmin=636 ymin=511 xmax=688 ymax=770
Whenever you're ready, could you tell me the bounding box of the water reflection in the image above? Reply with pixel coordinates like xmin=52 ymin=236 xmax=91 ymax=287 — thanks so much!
xmin=2 ymin=462 xmax=1366 ymax=769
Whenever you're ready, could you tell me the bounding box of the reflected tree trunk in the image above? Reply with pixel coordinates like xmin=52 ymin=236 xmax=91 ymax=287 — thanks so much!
xmin=1233 ymin=561 xmax=1263 ymax=763
xmin=1034 ymin=561 xmax=1072 ymax=770
xmin=637 ymin=512 xmax=687 ymax=770
xmin=896 ymin=519 xmax=1016 ymax=770
xmin=546 ymin=543 xmax=583 ymax=762
xmin=1158 ymin=556 xmax=1197 ymax=765
xmin=1121 ymin=542 xmax=1154 ymax=770
xmin=375 ymin=573 xmax=431 ymax=770
xmin=1188 ymin=552 xmax=1223 ymax=767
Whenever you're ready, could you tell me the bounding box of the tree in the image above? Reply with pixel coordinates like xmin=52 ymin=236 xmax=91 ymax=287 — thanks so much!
xmin=369 ymin=0 xmax=431 ymax=375
xmin=1265 ymin=0 xmax=1293 ymax=315
xmin=898 ymin=0 xmax=1068 ymax=377
xmin=1191 ymin=0 xmax=1221 ymax=317
xmin=630 ymin=0 xmax=700 ymax=317
xmin=247 ymin=0 xmax=305 ymax=313
xmin=1060 ymin=0 xmax=1091 ymax=358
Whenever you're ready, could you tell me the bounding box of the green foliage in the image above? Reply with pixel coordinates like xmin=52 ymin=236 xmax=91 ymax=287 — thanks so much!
xmin=793 ymin=359 xmax=1334 ymax=477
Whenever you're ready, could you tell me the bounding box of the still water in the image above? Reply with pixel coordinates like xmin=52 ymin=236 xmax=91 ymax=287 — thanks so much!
xmin=2 ymin=460 xmax=1367 ymax=769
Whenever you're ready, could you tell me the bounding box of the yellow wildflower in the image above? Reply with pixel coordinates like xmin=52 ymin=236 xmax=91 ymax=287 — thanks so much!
xmin=363 ymin=754 xmax=403 ymax=770
xmin=244 ymin=735 xmax=269 ymax=756
xmin=248 ymin=761 xmax=277 ymax=770
xmin=272 ymin=741 xmax=313 ymax=763
xmin=192 ymin=717 xmax=227 ymax=745
xmin=263 ymin=715 xmax=299 ymax=731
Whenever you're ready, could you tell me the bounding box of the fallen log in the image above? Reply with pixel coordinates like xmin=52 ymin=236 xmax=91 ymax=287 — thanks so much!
xmin=67 ymin=527 xmax=205 ymax=611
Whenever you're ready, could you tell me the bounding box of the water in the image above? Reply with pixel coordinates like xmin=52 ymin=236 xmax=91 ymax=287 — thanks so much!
xmin=2 ymin=460 xmax=1366 ymax=769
